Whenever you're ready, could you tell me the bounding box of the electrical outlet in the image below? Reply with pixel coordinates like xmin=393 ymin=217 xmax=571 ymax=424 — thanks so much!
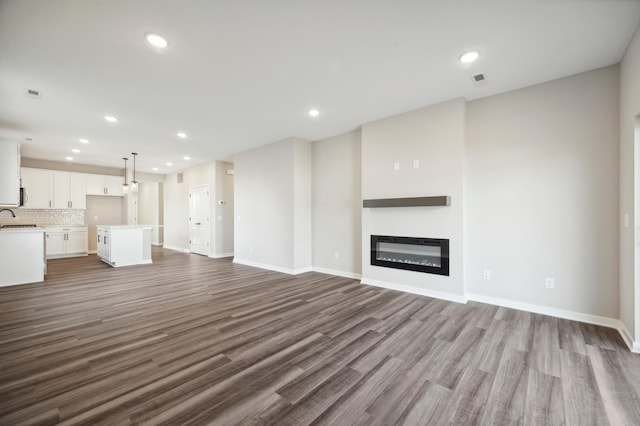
xmin=249 ymin=245 xmax=253 ymax=253
xmin=413 ymin=159 xmax=420 ymax=169
xmin=393 ymin=162 xmax=400 ymax=171
xmin=483 ymin=270 xmax=491 ymax=280
xmin=545 ymin=277 xmax=555 ymax=289
xmin=334 ymin=252 xmax=339 ymax=260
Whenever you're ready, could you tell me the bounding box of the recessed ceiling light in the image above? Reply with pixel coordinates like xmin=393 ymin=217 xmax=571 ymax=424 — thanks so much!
xmin=308 ymin=109 xmax=320 ymax=117
xmin=71 ymin=149 xmax=80 ymax=153
xmin=152 ymin=167 xmax=159 ymax=171
xmin=146 ymin=33 xmax=168 ymax=48
xmin=183 ymin=156 xmax=191 ymax=161
xmin=104 ymin=115 xmax=118 ymax=123
xmin=65 ymin=156 xmax=74 ymax=161
xmin=166 ymin=162 xmax=173 ymax=167
xmin=177 ymin=132 xmax=187 ymax=139
xmin=459 ymin=51 xmax=480 ymax=64
xmin=79 ymin=138 xmax=89 ymax=144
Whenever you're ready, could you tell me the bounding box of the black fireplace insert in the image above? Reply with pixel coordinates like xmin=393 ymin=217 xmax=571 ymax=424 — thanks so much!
xmin=371 ymin=235 xmax=449 ymax=276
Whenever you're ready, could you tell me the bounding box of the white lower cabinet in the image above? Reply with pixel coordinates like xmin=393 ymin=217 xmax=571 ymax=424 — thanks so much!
xmin=45 ymin=226 xmax=88 ymax=259
xmin=97 ymin=225 xmax=152 ymax=267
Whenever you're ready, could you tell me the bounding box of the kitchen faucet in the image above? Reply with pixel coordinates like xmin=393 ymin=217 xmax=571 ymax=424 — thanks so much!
xmin=0 ymin=208 xmax=16 ymax=218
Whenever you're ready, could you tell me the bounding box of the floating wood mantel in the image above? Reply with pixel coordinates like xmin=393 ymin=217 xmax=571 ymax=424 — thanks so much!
xmin=362 ymin=196 xmax=450 ymax=208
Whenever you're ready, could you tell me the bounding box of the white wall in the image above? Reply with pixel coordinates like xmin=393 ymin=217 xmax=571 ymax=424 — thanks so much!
xmin=466 ymin=65 xmax=620 ymax=318
xmin=163 ymin=162 xmax=215 ymax=251
xmin=234 ymin=138 xmax=311 ymax=273
xmin=312 ymin=130 xmax=362 ymax=277
xmin=621 ymin=24 xmax=640 ymax=343
xmin=361 ymin=99 xmax=466 ymax=301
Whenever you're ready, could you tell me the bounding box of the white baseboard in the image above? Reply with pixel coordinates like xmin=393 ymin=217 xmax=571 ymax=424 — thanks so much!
xmin=210 ymin=252 xmax=234 ymax=259
xmin=361 ymin=278 xmax=467 ymax=304
xmin=312 ymin=267 xmax=362 ymax=280
xmin=618 ymin=321 xmax=640 ymax=353
xmin=233 ymin=258 xmax=312 ymax=275
xmin=466 ymin=293 xmax=640 ymax=353
xmin=466 ymin=293 xmax=619 ymax=328
xmin=162 ymin=245 xmax=190 ymax=253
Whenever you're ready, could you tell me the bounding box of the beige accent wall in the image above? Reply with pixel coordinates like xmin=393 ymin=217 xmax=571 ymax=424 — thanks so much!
xmin=620 ymin=24 xmax=640 ymax=342
xmin=312 ymin=130 xmax=362 ymax=276
xmin=138 ymin=182 xmax=163 ymax=245
xmin=361 ymin=98 xmax=466 ymax=300
xmin=85 ymin=196 xmax=125 ymax=251
xmin=466 ymin=65 xmax=619 ymax=318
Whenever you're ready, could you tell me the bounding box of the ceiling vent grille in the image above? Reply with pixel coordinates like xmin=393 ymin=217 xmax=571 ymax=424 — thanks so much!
xmin=177 ymin=172 xmax=183 ymax=183
xmin=25 ymin=88 xmax=43 ymax=99
xmin=471 ymin=73 xmax=488 ymax=87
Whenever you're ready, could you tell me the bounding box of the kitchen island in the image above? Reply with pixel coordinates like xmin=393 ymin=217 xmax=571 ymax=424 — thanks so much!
xmin=0 ymin=227 xmax=46 ymax=286
xmin=97 ymin=225 xmax=152 ymax=267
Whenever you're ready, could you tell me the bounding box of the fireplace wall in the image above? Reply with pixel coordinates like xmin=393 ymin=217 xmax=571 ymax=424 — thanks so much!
xmin=361 ymin=98 xmax=465 ymax=301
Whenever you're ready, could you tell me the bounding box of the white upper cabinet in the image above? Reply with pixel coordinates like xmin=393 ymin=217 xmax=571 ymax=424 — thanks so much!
xmin=53 ymin=171 xmax=86 ymax=209
xmin=86 ymin=174 xmax=124 ymax=196
xmin=105 ymin=175 xmax=125 ymax=196
xmin=21 ymin=168 xmax=124 ymax=209
xmin=21 ymin=168 xmax=54 ymax=209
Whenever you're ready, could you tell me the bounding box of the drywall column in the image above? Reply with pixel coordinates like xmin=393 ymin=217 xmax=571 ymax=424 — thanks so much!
xmin=212 ymin=160 xmax=234 ymax=258
xmin=312 ymin=130 xmax=362 ymax=278
xmin=234 ymin=138 xmax=312 ymax=274
xmin=361 ymin=98 xmax=466 ymax=302
xmin=621 ymin=23 xmax=640 ymax=350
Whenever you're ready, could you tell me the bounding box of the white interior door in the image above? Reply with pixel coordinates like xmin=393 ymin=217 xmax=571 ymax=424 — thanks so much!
xmin=189 ymin=185 xmax=210 ymax=255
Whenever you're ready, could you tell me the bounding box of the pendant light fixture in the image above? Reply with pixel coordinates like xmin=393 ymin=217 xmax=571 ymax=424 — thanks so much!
xmin=122 ymin=157 xmax=129 ymax=193
xmin=131 ymin=152 xmax=138 ymax=191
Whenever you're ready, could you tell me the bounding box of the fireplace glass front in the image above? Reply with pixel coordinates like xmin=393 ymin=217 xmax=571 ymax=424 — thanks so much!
xmin=371 ymin=235 xmax=449 ymax=276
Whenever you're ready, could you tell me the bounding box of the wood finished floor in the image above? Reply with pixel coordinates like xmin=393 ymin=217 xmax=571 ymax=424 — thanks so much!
xmin=1 ymin=248 xmax=640 ymax=425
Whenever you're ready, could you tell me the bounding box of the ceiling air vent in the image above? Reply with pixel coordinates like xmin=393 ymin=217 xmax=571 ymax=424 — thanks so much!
xmin=25 ymin=88 xmax=43 ymax=99
xmin=177 ymin=172 xmax=183 ymax=183
xmin=471 ymin=73 xmax=488 ymax=87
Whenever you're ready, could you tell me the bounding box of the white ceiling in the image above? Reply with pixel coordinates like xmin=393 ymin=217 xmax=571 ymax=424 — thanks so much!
xmin=1 ymin=0 xmax=639 ymax=174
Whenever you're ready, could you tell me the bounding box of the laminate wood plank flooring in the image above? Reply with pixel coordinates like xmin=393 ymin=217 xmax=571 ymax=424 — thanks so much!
xmin=1 ymin=247 xmax=640 ymax=425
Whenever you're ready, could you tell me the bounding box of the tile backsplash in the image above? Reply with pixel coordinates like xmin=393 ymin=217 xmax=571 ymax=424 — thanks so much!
xmin=0 ymin=209 xmax=85 ymax=227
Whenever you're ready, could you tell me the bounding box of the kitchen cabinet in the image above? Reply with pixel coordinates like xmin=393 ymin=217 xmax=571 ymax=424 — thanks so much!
xmin=0 ymin=227 xmax=45 ymax=286
xmin=45 ymin=225 xmax=88 ymax=259
xmin=97 ymin=225 xmax=152 ymax=267
xmin=53 ymin=171 xmax=86 ymax=209
xmin=21 ymin=168 xmax=54 ymax=209
xmin=0 ymin=141 xmax=20 ymax=206
xmin=86 ymin=174 xmax=124 ymax=196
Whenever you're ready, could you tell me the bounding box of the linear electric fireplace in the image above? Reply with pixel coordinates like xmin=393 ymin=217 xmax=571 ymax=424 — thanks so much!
xmin=371 ymin=235 xmax=449 ymax=276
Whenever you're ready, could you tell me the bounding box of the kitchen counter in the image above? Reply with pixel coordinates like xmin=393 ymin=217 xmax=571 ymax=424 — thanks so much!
xmin=0 ymin=226 xmax=46 ymax=233
xmin=0 ymin=227 xmax=46 ymax=286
